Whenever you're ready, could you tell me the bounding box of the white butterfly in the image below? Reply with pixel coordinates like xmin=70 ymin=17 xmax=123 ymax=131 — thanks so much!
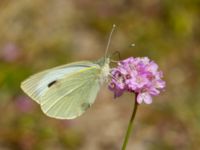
xmin=21 ymin=25 xmax=116 ymax=119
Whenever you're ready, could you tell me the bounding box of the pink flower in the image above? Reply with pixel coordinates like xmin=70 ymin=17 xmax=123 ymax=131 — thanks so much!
xmin=15 ymin=96 xmax=34 ymax=112
xmin=109 ymin=57 xmax=165 ymax=104
xmin=1 ymin=43 xmax=21 ymax=62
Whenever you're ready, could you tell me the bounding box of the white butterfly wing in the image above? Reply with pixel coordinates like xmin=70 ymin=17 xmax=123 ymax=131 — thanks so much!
xmin=40 ymin=66 xmax=101 ymax=119
xmin=20 ymin=61 xmax=98 ymax=104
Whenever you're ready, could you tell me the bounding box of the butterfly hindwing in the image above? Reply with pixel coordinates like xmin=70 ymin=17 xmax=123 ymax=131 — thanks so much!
xmin=40 ymin=65 xmax=101 ymax=119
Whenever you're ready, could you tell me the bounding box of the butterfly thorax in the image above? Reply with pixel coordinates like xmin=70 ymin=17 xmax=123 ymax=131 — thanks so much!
xmin=97 ymin=57 xmax=110 ymax=84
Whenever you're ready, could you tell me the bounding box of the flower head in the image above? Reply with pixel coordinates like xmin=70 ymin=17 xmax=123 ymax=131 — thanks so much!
xmin=109 ymin=57 xmax=165 ymax=104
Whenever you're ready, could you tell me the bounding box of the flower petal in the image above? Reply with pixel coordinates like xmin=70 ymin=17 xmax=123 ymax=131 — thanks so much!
xmin=137 ymin=92 xmax=152 ymax=104
xmin=137 ymin=93 xmax=144 ymax=104
xmin=143 ymin=93 xmax=152 ymax=104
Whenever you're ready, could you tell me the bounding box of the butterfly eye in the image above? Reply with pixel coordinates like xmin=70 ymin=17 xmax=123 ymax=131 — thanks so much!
xmin=110 ymin=82 xmax=116 ymax=89
xmin=48 ymin=80 xmax=57 ymax=88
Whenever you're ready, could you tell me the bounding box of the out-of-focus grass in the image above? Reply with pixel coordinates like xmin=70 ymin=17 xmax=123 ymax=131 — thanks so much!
xmin=0 ymin=0 xmax=200 ymax=149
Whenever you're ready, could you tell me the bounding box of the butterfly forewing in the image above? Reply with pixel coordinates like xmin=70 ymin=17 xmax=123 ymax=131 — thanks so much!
xmin=21 ymin=61 xmax=98 ymax=104
xmin=40 ymin=66 xmax=101 ymax=119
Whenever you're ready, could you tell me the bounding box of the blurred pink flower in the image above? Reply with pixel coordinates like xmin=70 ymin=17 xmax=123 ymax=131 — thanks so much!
xmin=15 ymin=96 xmax=34 ymax=112
xmin=1 ymin=42 xmax=21 ymax=62
xmin=109 ymin=57 xmax=165 ymax=104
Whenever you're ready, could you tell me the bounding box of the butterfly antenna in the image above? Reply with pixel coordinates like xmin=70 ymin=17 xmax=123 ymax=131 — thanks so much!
xmin=105 ymin=24 xmax=116 ymax=58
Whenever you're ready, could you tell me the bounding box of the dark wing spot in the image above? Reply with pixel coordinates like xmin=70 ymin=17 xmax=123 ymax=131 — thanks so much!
xmin=81 ymin=103 xmax=91 ymax=110
xmin=48 ymin=80 xmax=57 ymax=88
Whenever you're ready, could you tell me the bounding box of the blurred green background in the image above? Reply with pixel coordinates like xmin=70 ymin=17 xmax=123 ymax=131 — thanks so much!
xmin=0 ymin=0 xmax=200 ymax=150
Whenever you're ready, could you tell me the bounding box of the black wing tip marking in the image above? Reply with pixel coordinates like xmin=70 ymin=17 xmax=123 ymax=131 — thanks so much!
xmin=48 ymin=80 xmax=57 ymax=88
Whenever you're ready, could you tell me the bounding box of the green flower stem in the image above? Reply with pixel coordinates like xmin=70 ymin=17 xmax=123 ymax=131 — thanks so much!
xmin=121 ymin=94 xmax=139 ymax=150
